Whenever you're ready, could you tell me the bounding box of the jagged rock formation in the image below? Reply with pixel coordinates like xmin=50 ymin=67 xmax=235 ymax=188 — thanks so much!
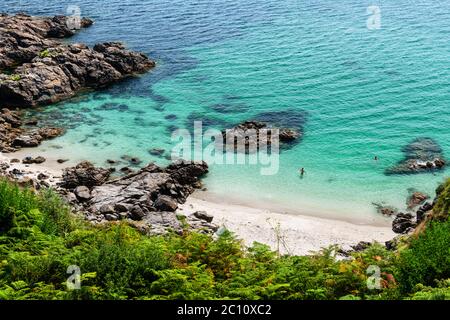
xmin=385 ymin=138 xmax=446 ymax=175
xmin=0 ymin=13 xmax=155 ymax=107
xmin=59 ymin=160 xmax=217 ymax=235
xmin=406 ymin=191 xmax=429 ymax=210
xmin=222 ymin=121 xmax=301 ymax=153
xmin=0 ymin=108 xmax=63 ymax=152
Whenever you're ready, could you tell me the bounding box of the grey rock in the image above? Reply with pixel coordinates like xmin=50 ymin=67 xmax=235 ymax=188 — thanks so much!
xmin=60 ymin=161 xmax=112 ymax=189
xmin=58 ymin=160 xmax=213 ymax=234
xmin=222 ymin=121 xmax=302 ymax=154
xmin=193 ymin=210 xmax=214 ymax=223
xmin=392 ymin=213 xmax=416 ymax=234
xmin=130 ymin=205 xmax=145 ymax=220
xmin=154 ymin=195 xmax=178 ymax=212
xmin=100 ymin=204 xmax=115 ymax=215
xmin=74 ymin=185 xmax=91 ymax=201
xmin=37 ymin=173 xmax=49 ymax=180
xmin=114 ymin=203 xmax=131 ymax=212
xmin=105 ymin=213 xmax=119 ymax=221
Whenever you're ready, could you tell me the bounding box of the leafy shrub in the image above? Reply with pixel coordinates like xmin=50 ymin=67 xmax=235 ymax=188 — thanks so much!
xmin=433 ymin=178 xmax=450 ymax=219
xmin=396 ymin=219 xmax=450 ymax=292
xmin=39 ymin=49 xmax=51 ymax=58
xmin=0 ymin=178 xmax=449 ymax=300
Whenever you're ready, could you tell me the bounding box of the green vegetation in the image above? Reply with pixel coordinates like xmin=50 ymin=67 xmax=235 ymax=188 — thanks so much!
xmin=9 ymin=74 xmax=21 ymax=81
xmin=433 ymin=177 xmax=450 ymax=219
xmin=0 ymin=178 xmax=449 ymax=300
xmin=39 ymin=49 xmax=51 ymax=58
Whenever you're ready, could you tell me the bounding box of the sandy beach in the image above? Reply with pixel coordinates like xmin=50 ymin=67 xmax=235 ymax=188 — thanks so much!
xmin=180 ymin=193 xmax=395 ymax=256
xmin=1 ymin=151 xmax=395 ymax=256
xmin=0 ymin=152 xmax=65 ymax=185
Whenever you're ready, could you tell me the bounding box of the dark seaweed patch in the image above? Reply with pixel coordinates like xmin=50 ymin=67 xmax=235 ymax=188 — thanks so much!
xmin=96 ymin=103 xmax=129 ymax=112
xmin=165 ymin=114 xmax=178 ymax=121
xmin=253 ymin=109 xmax=308 ymax=129
xmin=210 ymin=103 xmax=249 ymax=114
xmin=185 ymin=112 xmax=230 ymax=131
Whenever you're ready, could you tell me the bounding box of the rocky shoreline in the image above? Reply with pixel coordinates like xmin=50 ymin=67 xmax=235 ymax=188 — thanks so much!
xmin=0 ymin=108 xmax=64 ymax=153
xmin=0 ymin=12 xmax=444 ymax=254
xmin=0 ymin=13 xmax=218 ymax=235
xmin=0 ymin=13 xmax=154 ymax=107
xmin=59 ymin=160 xmax=218 ymax=234
xmin=0 ymin=153 xmax=219 ymax=235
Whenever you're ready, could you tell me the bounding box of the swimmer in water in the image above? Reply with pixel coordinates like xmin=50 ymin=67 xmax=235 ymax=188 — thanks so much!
xmin=300 ymin=168 xmax=305 ymax=177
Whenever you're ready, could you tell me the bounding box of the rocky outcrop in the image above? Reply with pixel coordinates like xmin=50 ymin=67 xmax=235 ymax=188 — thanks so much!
xmin=0 ymin=13 xmax=155 ymax=107
xmin=391 ymin=199 xmax=434 ymax=234
xmin=385 ymin=138 xmax=446 ymax=175
xmin=406 ymin=191 xmax=429 ymax=210
xmin=416 ymin=202 xmax=433 ymax=223
xmin=59 ymin=160 xmax=216 ymax=234
xmin=22 ymin=156 xmax=46 ymax=164
xmin=392 ymin=213 xmax=416 ymax=234
xmin=60 ymin=161 xmax=113 ymax=189
xmin=222 ymin=121 xmax=301 ymax=153
xmin=0 ymin=108 xmax=64 ymax=152
xmin=0 ymin=13 xmax=92 ymax=70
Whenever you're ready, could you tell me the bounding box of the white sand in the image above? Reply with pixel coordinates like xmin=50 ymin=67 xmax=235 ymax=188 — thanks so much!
xmin=180 ymin=195 xmax=395 ymax=256
xmin=0 ymin=152 xmax=64 ymax=186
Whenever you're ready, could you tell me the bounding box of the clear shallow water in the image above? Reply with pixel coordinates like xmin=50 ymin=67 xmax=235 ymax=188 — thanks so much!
xmin=6 ymin=0 xmax=450 ymax=222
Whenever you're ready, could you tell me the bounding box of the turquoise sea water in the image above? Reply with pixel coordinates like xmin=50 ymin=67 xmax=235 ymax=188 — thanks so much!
xmin=6 ymin=1 xmax=450 ymax=222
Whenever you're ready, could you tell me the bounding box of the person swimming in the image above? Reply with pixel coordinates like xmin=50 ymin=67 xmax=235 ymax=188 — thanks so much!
xmin=300 ymin=167 xmax=305 ymax=177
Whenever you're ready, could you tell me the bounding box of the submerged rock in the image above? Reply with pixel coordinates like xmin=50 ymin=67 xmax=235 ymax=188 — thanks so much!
xmin=149 ymin=148 xmax=165 ymax=156
xmin=121 ymin=155 xmax=142 ymax=166
xmin=406 ymin=191 xmax=429 ymax=210
xmin=385 ymin=138 xmax=446 ymax=175
xmin=372 ymin=202 xmax=398 ymax=217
